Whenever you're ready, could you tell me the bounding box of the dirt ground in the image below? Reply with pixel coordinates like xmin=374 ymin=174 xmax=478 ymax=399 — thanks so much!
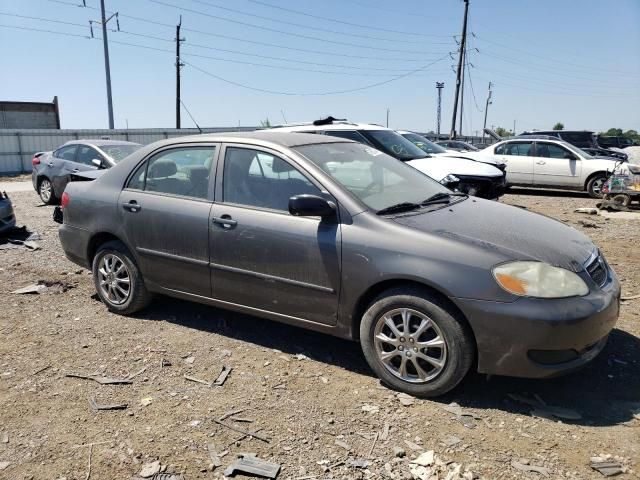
xmin=0 ymin=187 xmax=638 ymax=480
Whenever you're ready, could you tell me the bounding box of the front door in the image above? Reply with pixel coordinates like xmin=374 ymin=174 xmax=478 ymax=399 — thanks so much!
xmin=533 ymin=142 xmax=582 ymax=187
xmin=209 ymin=145 xmax=341 ymax=325
xmin=494 ymin=141 xmax=535 ymax=185
xmin=119 ymin=145 xmax=218 ymax=296
xmin=50 ymin=144 xmax=79 ymax=195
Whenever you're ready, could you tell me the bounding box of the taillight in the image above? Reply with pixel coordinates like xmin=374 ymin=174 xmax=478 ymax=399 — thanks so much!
xmin=32 ymin=156 xmax=41 ymax=166
xmin=61 ymin=192 xmax=70 ymax=209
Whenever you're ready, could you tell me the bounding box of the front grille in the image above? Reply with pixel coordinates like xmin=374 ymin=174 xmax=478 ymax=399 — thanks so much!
xmin=586 ymin=253 xmax=608 ymax=287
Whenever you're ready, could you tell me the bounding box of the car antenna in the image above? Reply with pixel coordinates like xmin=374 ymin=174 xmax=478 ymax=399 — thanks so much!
xmin=180 ymin=99 xmax=203 ymax=133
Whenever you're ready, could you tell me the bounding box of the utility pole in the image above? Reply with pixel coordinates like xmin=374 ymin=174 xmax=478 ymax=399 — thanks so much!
xmin=450 ymin=0 xmax=469 ymax=140
xmin=94 ymin=0 xmax=118 ymax=129
xmin=386 ymin=108 xmax=390 ymax=128
xmin=513 ymin=119 xmax=517 ymax=136
xmin=435 ymin=82 xmax=444 ymax=137
xmin=458 ymin=50 xmax=465 ymax=137
xmin=482 ymin=81 xmax=492 ymax=144
xmin=175 ymin=15 xmax=185 ymax=129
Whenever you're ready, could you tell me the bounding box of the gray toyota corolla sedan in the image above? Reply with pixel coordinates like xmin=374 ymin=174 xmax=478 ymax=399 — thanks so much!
xmin=57 ymin=131 xmax=620 ymax=397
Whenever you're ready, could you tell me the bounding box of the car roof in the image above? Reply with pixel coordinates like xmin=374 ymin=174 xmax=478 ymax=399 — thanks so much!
xmin=521 ymin=130 xmax=594 ymax=135
xmin=162 ymin=130 xmax=355 ymax=148
xmin=271 ymin=122 xmax=388 ymax=132
xmin=63 ymin=139 xmax=142 ymax=147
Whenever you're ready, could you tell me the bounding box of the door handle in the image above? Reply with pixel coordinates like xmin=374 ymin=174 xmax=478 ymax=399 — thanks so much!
xmin=212 ymin=215 xmax=237 ymax=229
xmin=122 ymin=201 xmax=142 ymax=213
xmin=72 ymin=168 xmax=80 ymax=172
xmin=536 ymin=160 xmax=546 ymax=165
xmin=48 ymin=162 xmax=54 ymax=167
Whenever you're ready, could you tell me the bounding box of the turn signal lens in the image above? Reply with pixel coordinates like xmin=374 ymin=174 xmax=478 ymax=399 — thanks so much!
xmin=493 ymin=261 xmax=589 ymax=298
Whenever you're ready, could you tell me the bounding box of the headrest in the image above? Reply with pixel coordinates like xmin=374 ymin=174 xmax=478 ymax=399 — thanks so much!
xmin=149 ymin=160 xmax=177 ymax=179
xmin=187 ymin=165 xmax=209 ymax=181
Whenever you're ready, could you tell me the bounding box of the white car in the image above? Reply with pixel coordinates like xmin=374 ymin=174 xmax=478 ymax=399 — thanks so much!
xmin=470 ymin=137 xmax=630 ymax=198
xmin=271 ymin=119 xmax=506 ymax=199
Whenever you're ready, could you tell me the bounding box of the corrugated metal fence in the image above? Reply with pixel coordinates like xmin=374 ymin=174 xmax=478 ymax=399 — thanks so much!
xmin=0 ymin=127 xmax=259 ymax=174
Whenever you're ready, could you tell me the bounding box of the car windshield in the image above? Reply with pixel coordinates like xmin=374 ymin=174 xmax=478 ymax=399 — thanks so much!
xmin=359 ymin=129 xmax=428 ymax=161
xmin=294 ymin=142 xmax=450 ymax=212
xmin=101 ymin=144 xmax=142 ymax=162
xmin=401 ymin=133 xmax=447 ymax=154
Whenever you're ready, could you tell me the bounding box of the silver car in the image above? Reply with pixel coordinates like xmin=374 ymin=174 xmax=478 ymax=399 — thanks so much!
xmin=57 ymin=132 xmax=620 ymax=397
xmin=31 ymin=139 xmax=142 ymax=204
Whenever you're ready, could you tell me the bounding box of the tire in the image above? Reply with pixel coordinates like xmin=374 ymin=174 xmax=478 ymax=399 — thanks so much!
xmin=359 ymin=287 xmax=474 ymax=398
xmin=38 ymin=177 xmax=57 ymax=205
xmin=611 ymin=193 xmax=631 ymax=207
xmin=586 ymin=173 xmax=608 ymax=199
xmin=92 ymin=240 xmax=151 ymax=315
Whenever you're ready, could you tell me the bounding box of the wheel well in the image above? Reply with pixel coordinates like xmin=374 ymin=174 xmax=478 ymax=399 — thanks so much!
xmin=87 ymin=232 xmax=123 ymax=265
xmin=351 ymin=279 xmax=475 ymax=343
xmin=584 ymin=171 xmax=607 ymax=191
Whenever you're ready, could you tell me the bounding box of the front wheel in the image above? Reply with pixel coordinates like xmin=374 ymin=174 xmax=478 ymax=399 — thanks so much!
xmin=586 ymin=174 xmax=608 ymax=199
xmin=359 ymin=287 xmax=474 ymax=397
xmin=92 ymin=240 xmax=151 ymax=314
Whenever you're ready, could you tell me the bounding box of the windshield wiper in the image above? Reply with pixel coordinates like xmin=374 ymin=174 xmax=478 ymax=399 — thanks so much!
xmin=376 ymin=202 xmax=422 ymax=215
xmin=420 ymin=192 xmax=467 ymax=205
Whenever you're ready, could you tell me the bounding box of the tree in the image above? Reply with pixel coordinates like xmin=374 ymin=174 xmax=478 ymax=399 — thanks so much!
xmin=553 ymin=122 xmax=564 ymax=130
xmin=603 ymin=128 xmax=623 ymax=137
xmin=494 ymin=126 xmax=511 ymax=138
xmin=260 ymin=117 xmax=272 ymax=127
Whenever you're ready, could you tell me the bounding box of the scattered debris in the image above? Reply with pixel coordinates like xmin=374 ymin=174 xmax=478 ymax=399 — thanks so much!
xmin=12 ymin=279 xmax=73 ymax=294
xmin=230 ymin=417 xmax=253 ymax=423
xmin=335 ymin=439 xmax=351 ymax=451
xmin=224 ymin=455 xmax=280 ymax=479
xmin=89 ymin=397 xmax=128 ymax=411
xmin=139 ymin=460 xmax=161 ymax=478
xmin=127 ymin=367 xmax=147 ymax=380
xmin=508 ymin=393 xmax=582 ymax=420
xmin=184 ymin=375 xmax=211 ymax=386
xmin=412 ymin=451 xmax=435 ymax=467
xmin=578 ymin=219 xmax=600 ymax=228
xmin=213 ymin=365 xmax=232 ymax=386
xmin=1 ymin=433 xmax=8 ymax=444
xmin=84 ymin=443 xmax=93 ymax=480
xmin=213 ymin=419 xmax=270 ymax=443
xmin=218 ymin=409 xmax=244 ymax=421
xmin=293 ymin=353 xmax=309 ymax=360
xmin=184 ymin=356 xmax=195 ymax=365
xmin=32 ymin=364 xmax=51 ymax=376
xmin=66 ymin=373 xmax=133 ymax=385
xmin=621 ymin=293 xmax=640 ymax=301
xmin=397 ymin=392 xmax=415 ymax=406
xmin=361 ymin=404 xmax=379 ymax=414
xmin=393 ymin=446 xmax=406 ymax=458
xmin=403 ymin=440 xmax=423 ymax=452
xmin=140 ymin=397 xmax=153 ymax=407
xmin=0 ymin=461 xmax=10 ymax=470
xmin=441 ymin=435 xmax=461 ymax=447
xmin=511 ymin=460 xmax=550 ymax=477
xmin=161 ymin=359 xmax=172 ymax=367
xmin=0 ymin=227 xmax=41 ymax=251
xmin=590 ymin=456 xmax=625 ymax=477
xmin=367 ymin=432 xmax=379 ymax=457
xmin=347 ymin=459 xmax=371 ymax=469
xmin=441 ymin=402 xmax=480 ymax=428
xmin=575 ymin=207 xmax=599 ymax=215
xmin=207 ymin=443 xmax=222 ymax=469
xmin=379 ymin=422 xmax=390 ymax=441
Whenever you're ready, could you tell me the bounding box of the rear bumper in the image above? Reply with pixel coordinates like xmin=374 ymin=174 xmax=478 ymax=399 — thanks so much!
xmin=455 ymin=174 xmax=506 ymax=200
xmin=455 ymin=274 xmax=621 ymax=378
xmin=58 ymin=223 xmax=91 ymax=269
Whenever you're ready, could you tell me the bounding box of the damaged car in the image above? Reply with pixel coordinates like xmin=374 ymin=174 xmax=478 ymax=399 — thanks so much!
xmin=58 ymin=131 xmax=620 ymax=397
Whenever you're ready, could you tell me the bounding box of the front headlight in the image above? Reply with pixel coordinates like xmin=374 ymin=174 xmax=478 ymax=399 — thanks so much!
xmin=493 ymin=261 xmax=589 ymax=298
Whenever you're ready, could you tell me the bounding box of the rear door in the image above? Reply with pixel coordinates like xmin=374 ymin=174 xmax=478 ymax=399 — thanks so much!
xmin=209 ymin=144 xmax=341 ymax=325
xmin=50 ymin=144 xmax=79 ymax=195
xmin=119 ymin=144 xmax=218 ymax=296
xmin=533 ymin=142 xmax=582 ymax=187
xmin=493 ymin=141 xmax=534 ymax=185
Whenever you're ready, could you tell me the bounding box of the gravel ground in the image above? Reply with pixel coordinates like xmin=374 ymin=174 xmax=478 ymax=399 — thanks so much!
xmin=0 ymin=188 xmax=638 ymax=480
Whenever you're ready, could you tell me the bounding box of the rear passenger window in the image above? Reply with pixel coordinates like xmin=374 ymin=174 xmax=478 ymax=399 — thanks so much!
xmin=54 ymin=145 xmax=78 ymax=160
xmin=126 ymin=147 xmax=216 ymax=199
xmin=499 ymin=142 xmax=533 ymax=156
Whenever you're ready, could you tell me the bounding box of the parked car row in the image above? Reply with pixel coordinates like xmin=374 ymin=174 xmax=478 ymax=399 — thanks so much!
xmin=53 ymin=128 xmax=620 ymax=397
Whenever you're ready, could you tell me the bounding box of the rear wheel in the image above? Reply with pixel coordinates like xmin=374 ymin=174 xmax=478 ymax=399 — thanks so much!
xmin=611 ymin=193 xmax=631 ymax=207
xmin=92 ymin=240 xmax=151 ymax=314
xmin=586 ymin=173 xmax=607 ymax=199
xmin=38 ymin=178 xmax=56 ymax=204
xmin=359 ymin=287 xmax=474 ymax=397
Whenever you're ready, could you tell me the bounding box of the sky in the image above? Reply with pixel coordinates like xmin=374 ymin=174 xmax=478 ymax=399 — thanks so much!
xmin=1 ymin=0 xmax=639 ymax=134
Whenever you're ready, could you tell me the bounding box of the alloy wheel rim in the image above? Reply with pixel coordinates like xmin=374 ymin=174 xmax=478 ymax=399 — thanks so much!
xmin=40 ymin=180 xmax=51 ymax=201
xmin=97 ymin=253 xmax=131 ymax=305
xmin=592 ymin=178 xmax=605 ymax=194
xmin=373 ymin=308 xmax=447 ymax=383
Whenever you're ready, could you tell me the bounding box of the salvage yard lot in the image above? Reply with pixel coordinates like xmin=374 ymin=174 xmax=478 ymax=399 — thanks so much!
xmin=1 ymin=188 xmax=638 ymax=479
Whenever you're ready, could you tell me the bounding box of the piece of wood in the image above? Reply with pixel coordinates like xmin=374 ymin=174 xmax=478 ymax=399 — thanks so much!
xmin=66 ymin=373 xmax=132 ymax=385
xmin=213 ymin=419 xmax=270 ymax=443
xmin=213 ymin=365 xmax=232 ymax=386
xmin=89 ymin=397 xmax=128 ymax=411
xmin=183 ymin=375 xmax=211 ymax=386
xmin=207 ymin=442 xmax=222 ymax=468
xmin=85 ymin=444 xmax=93 ymax=480
xmin=368 ymin=432 xmax=379 ymax=457
xmin=218 ymin=408 xmax=244 ymax=421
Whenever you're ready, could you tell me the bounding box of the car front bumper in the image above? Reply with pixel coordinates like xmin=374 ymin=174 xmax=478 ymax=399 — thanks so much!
xmin=454 ymin=174 xmax=507 ymax=200
xmin=455 ymin=273 xmax=621 ymax=378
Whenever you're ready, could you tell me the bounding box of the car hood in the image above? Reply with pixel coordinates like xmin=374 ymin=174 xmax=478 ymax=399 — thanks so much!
xmin=407 ymin=156 xmax=502 ymax=181
xmin=437 ymin=151 xmax=502 ymax=167
xmin=392 ymin=198 xmax=595 ymax=272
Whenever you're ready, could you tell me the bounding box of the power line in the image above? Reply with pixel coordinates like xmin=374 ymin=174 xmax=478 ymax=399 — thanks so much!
xmin=0 ymin=22 xmax=89 ymax=38
xmin=248 ymin=0 xmax=453 ymax=37
xmin=148 ymin=0 xmax=450 ymax=54
xmin=188 ymin=0 xmax=447 ymax=45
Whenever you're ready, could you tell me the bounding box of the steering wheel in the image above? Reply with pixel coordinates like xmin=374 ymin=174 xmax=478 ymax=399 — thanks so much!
xmin=391 ymin=144 xmax=408 ymax=155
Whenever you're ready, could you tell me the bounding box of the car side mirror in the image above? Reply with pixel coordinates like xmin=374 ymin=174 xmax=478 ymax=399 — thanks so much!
xmin=289 ymin=194 xmax=336 ymax=218
xmin=92 ymin=158 xmax=104 ymax=168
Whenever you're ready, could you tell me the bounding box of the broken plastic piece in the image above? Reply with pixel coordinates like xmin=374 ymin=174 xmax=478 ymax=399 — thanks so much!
xmin=224 ymin=455 xmax=280 ymax=479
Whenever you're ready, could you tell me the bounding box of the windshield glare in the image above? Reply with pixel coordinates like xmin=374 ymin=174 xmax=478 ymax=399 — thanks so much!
xmin=359 ymin=130 xmax=428 ymax=161
xmin=401 ymin=132 xmax=447 ymax=154
xmin=294 ymin=142 xmax=449 ymax=212
xmin=101 ymin=144 xmax=142 ymax=162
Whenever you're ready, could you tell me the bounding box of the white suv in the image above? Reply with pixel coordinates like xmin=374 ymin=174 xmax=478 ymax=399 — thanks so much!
xmin=271 ymin=120 xmax=506 ymax=199
xmin=472 ymin=137 xmax=629 ymax=198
